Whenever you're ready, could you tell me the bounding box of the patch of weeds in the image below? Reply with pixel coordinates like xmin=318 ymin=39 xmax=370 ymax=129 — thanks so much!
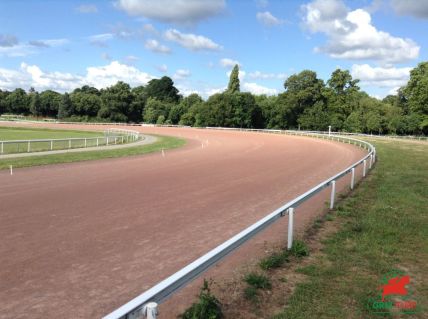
xmin=326 ymin=214 xmax=335 ymax=221
xmin=244 ymin=286 xmax=259 ymax=302
xmin=313 ymin=217 xmax=323 ymax=229
xmin=178 ymin=279 xmax=223 ymax=319
xmin=259 ymin=251 xmax=289 ymax=270
xmin=289 ymin=240 xmax=310 ymax=258
xmin=244 ymin=272 xmax=272 ymax=290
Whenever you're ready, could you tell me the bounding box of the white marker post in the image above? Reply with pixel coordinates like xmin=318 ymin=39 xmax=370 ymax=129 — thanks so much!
xmin=330 ymin=180 xmax=336 ymax=209
xmin=351 ymin=167 xmax=355 ymax=190
xmin=287 ymin=207 xmax=294 ymax=250
xmin=162 ymin=149 xmax=165 ymax=157
xmin=9 ymin=165 xmax=13 ymax=175
xmin=328 ymin=125 xmax=331 ymax=136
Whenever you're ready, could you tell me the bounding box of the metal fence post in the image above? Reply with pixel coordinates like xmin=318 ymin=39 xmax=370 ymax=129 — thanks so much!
xmin=85 ymin=138 xmax=87 ymax=147
xmin=369 ymin=154 xmax=373 ymax=169
xmin=50 ymin=140 xmax=53 ymax=151
xmin=106 ymin=137 xmax=109 ymax=145
xmin=351 ymin=168 xmax=355 ymax=190
xmin=69 ymin=139 xmax=71 ymax=149
xmin=287 ymin=207 xmax=294 ymax=250
xmin=27 ymin=141 xmax=30 ymax=152
xmin=97 ymin=138 xmax=99 ymax=147
xmin=1 ymin=142 xmax=3 ymax=154
xmin=363 ymin=160 xmax=367 ymax=177
xmin=330 ymin=180 xmax=336 ymax=209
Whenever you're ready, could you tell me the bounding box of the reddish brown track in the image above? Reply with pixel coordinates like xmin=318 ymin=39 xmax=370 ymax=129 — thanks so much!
xmin=0 ymin=123 xmax=365 ymax=318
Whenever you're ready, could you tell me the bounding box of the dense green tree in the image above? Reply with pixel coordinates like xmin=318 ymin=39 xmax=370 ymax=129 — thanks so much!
xmin=71 ymin=92 xmax=101 ymax=117
xmin=58 ymin=93 xmax=73 ymax=119
xmin=143 ymin=97 xmax=172 ymax=124
xmin=4 ymin=88 xmax=29 ymax=114
xmin=98 ymin=81 xmax=132 ymax=122
xmin=144 ymin=76 xmax=181 ymax=103
xmin=30 ymin=91 xmax=41 ymax=116
xmin=227 ymin=64 xmax=240 ymax=93
xmin=39 ymin=90 xmax=61 ymax=117
xmin=0 ymin=89 xmax=10 ymax=114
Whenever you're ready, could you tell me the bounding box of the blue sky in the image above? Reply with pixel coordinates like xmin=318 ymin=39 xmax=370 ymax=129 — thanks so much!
xmin=0 ymin=0 xmax=427 ymax=98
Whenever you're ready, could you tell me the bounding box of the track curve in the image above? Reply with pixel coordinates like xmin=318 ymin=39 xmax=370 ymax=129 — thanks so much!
xmin=0 ymin=123 xmax=365 ymax=319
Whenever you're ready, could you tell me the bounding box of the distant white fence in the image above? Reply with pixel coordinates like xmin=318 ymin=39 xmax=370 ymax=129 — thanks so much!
xmin=0 ymin=128 xmax=141 ymax=155
xmin=103 ymin=127 xmax=376 ymax=319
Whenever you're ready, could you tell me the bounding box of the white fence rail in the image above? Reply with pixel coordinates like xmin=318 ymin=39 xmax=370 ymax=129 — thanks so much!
xmin=103 ymin=128 xmax=376 ymax=319
xmin=0 ymin=129 xmax=141 ymax=155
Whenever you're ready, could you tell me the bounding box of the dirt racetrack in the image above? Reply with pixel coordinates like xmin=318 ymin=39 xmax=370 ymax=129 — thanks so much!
xmin=0 ymin=123 xmax=366 ymax=318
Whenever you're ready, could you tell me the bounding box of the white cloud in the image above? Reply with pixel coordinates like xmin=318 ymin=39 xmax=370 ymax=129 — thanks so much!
xmin=142 ymin=23 xmax=158 ymax=36
xmin=0 ymin=44 xmax=36 ymax=57
xmin=145 ymin=39 xmax=171 ymax=54
xmin=0 ymin=61 xmax=154 ymax=92
xmin=0 ymin=34 xmax=18 ymax=47
xmin=115 ymin=0 xmax=225 ymax=24
xmin=101 ymin=52 xmax=112 ymax=61
xmin=86 ymin=61 xmax=153 ymax=88
xmin=242 ymin=82 xmax=277 ymax=95
xmin=76 ymin=4 xmax=98 ymax=13
xmin=248 ymin=71 xmax=287 ymax=80
xmin=220 ymin=58 xmax=240 ymax=68
xmin=351 ymin=64 xmax=411 ymax=88
xmin=28 ymin=38 xmax=69 ymax=48
xmin=88 ymin=33 xmax=114 ymax=47
xmin=173 ymin=69 xmax=191 ymax=80
xmin=302 ymin=0 xmax=420 ymax=63
xmin=256 ymin=11 xmax=284 ymax=26
xmin=391 ymin=0 xmax=428 ymax=19
xmin=123 ymin=55 xmax=139 ymax=65
xmin=164 ymin=29 xmax=222 ymax=51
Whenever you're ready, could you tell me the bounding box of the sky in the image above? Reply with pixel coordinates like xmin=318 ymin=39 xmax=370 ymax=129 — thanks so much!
xmin=0 ymin=0 xmax=427 ymax=99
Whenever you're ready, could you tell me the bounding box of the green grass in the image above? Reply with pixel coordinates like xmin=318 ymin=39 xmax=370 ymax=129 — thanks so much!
xmin=273 ymin=140 xmax=428 ymax=319
xmin=0 ymin=134 xmax=186 ymax=170
xmin=0 ymin=126 xmax=104 ymax=153
xmin=244 ymin=273 xmax=272 ymax=290
xmin=259 ymin=251 xmax=289 ymax=270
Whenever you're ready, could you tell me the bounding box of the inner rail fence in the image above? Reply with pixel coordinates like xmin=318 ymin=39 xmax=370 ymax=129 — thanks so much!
xmin=0 ymin=128 xmax=141 ymax=155
xmin=103 ymin=127 xmax=376 ymax=319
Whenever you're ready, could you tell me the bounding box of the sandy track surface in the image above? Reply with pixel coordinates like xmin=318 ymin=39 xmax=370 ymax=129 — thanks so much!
xmin=0 ymin=123 xmax=365 ymax=318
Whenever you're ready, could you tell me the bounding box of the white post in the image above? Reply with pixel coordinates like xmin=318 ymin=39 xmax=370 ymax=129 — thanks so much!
xmin=115 ymin=137 xmax=117 ymax=145
xmin=363 ymin=160 xmax=367 ymax=177
xmin=106 ymin=137 xmax=109 ymax=145
xmin=328 ymin=125 xmax=331 ymax=136
xmin=143 ymin=302 xmax=158 ymax=319
xmin=9 ymin=165 xmax=13 ymax=175
xmin=121 ymin=136 xmax=124 ymax=144
xmin=351 ymin=168 xmax=355 ymax=190
xmin=330 ymin=180 xmax=336 ymax=209
xmin=27 ymin=141 xmax=30 ymax=152
xmin=69 ymin=140 xmax=71 ymax=149
xmin=287 ymin=207 xmax=294 ymax=250
xmin=1 ymin=142 xmax=3 ymax=154
xmin=96 ymin=138 xmax=99 ymax=147
xmin=369 ymin=154 xmax=373 ymax=169
xmin=85 ymin=138 xmax=87 ymax=147
xmin=50 ymin=140 xmax=53 ymax=151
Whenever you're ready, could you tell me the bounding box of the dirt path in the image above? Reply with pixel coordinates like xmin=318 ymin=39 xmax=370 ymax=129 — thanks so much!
xmin=0 ymin=123 xmax=366 ymax=319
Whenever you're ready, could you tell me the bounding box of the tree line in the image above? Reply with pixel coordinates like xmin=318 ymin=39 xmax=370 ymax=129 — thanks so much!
xmin=0 ymin=62 xmax=427 ymax=135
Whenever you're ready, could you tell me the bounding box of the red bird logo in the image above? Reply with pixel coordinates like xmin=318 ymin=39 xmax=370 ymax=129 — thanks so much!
xmin=378 ymin=275 xmax=410 ymax=301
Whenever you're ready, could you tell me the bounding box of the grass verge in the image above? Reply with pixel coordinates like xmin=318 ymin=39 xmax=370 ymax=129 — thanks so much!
xmin=273 ymin=139 xmax=427 ymax=319
xmin=0 ymin=135 xmax=185 ymax=170
xmin=0 ymin=126 xmax=101 ymax=140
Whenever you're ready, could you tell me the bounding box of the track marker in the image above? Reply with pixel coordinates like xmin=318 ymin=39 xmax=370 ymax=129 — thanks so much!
xmin=9 ymin=165 xmax=13 ymax=175
xmin=161 ymin=149 xmax=165 ymax=157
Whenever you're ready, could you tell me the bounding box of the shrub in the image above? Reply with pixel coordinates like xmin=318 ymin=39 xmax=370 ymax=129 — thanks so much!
xmin=178 ymin=279 xmax=223 ymax=319
xmin=244 ymin=273 xmax=272 ymax=289
xmin=290 ymin=240 xmax=310 ymax=257
xmin=259 ymin=251 xmax=289 ymax=270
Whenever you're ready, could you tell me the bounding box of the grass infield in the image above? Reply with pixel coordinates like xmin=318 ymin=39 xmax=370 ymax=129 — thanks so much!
xmin=0 ymin=128 xmax=185 ymax=170
xmin=272 ymin=139 xmax=427 ymax=319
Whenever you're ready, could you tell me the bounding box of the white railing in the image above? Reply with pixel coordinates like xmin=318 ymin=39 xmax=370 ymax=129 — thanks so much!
xmin=0 ymin=129 xmax=141 ymax=155
xmin=103 ymin=128 xmax=376 ymax=319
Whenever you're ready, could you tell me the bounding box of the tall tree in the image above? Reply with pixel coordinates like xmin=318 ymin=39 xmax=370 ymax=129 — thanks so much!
xmin=98 ymin=81 xmax=133 ymax=122
xmin=30 ymin=91 xmax=41 ymax=116
xmin=227 ymin=64 xmax=240 ymax=93
xmin=58 ymin=93 xmax=73 ymax=119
